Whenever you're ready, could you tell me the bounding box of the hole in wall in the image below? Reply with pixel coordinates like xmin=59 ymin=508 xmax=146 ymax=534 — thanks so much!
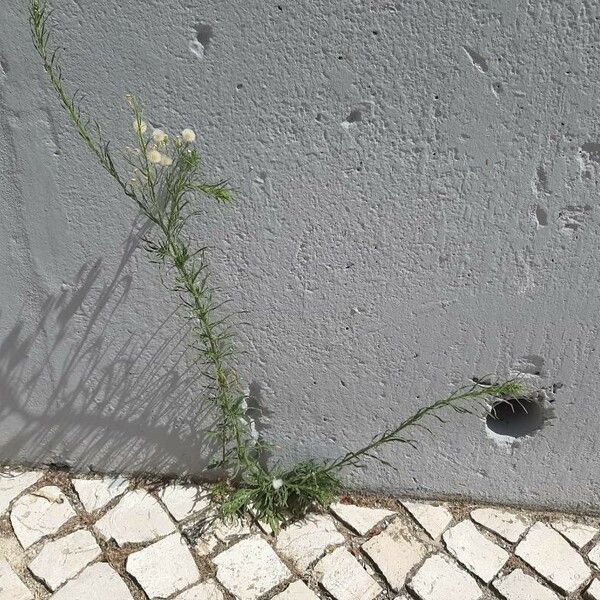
xmin=491 ymin=81 xmax=504 ymax=96
xmin=342 ymin=108 xmax=362 ymax=129
xmin=346 ymin=109 xmax=362 ymax=123
xmin=189 ymin=23 xmax=213 ymax=58
xmin=486 ymin=398 xmax=546 ymax=439
xmin=195 ymin=23 xmax=213 ymax=48
xmin=535 ymin=205 xmax=548 ymax=227
xmin=463 ymin=46 xmax=488 ymax=73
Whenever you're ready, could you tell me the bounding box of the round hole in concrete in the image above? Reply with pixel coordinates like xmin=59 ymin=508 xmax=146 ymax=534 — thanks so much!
xmin=486 ymin=398 xmax=545 ymax=438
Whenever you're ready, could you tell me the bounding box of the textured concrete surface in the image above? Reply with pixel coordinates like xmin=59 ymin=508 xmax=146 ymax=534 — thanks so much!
xmin=0 ymin=1 xmax=599 ymax=510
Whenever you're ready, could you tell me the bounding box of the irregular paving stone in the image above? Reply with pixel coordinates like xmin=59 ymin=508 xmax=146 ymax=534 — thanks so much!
xmin=28 ymin=529 xmax=101 ymax=590
xmin=361 ymin=517 xmax=427 ymax=590
xmin=158 ymin=483 xmax=211 ymax=521
xmin=330 ymin=502 xmax=394 ymax=536
xmin=0 ymin=559 xmax=33 ymax=600
xmin=586 ymin=579 xmax=600 ymax=600
xmin=313 ymin=547 xmax=382 ymax=600
xmin=50 ymin=562 xmax=133 ymax=600
xmin=515 ymin=522 xmax=591 ymax=593
xmin=552 ymin=519 xmax=599 ymax=549
xmin=402 ymin=501 xmax=453 ymax=539
xmin=408 ymin=553 xmax=482 ymax=600
xmin=470 ymin=508 xmax=529 ymax=543
xmin=588 ymin=542 xmax=600 ymax=568
xmin=213 ymin=535 xmax=291 ymax=600
xmin=0 ymin=472 xmax=42 ymax=515
xmin=272 ymin=580 xmax=320 ymax=600
xmin=174 ymin=580 xmax=224 ymax=600
xmin=195 ymin=534 xmax=219 ymax=556
xmin=72 ymin=477 xmax=129 ymax=513
xmin=442 ymin=520 xmax=509 ymax=583
xmin=193 ymin=516 xmax=252 ymax=556
xmin=276 ymin=514 xmax=345 ymax=571
xmin=213 ymin=517 xmax=252 ymax=542
xmin=94 ymin=489 xmax=176 ymax=545
xmin=126 ymin=533 xmax=200 ymax=599
xmin=493 ymin=568 xmax=559 ymax=600
xmin=10 ymin=486 xmax=76 ymax=549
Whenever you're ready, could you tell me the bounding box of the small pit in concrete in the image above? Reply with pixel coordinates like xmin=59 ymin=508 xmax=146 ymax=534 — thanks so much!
xmin=486 ymin=398 xmax=546 ymax=439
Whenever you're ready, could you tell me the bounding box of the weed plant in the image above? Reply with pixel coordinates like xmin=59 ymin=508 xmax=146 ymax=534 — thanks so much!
xmin=29 ymin=0 xmax=522 ymax=530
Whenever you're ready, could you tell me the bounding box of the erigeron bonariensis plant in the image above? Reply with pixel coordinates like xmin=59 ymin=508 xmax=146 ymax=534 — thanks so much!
xmin=29 ymin=0 xmax=522 ymax=530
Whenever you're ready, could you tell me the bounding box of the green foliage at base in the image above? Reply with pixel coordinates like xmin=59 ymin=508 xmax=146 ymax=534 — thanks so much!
xmin=215 ymin=460 xmax=341 ymax=531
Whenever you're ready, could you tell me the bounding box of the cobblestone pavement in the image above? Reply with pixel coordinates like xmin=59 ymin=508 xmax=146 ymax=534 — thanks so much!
xmin=0 ymin=468 xmax=599 ymax=599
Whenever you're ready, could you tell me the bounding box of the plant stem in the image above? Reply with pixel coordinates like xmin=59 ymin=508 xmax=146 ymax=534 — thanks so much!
xmin=325 ymin=380 xmax=521 ymax=473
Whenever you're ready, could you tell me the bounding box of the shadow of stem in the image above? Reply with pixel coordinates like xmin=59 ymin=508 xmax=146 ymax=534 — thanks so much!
xmin=0 ymin=220 xmax=221 ymax=478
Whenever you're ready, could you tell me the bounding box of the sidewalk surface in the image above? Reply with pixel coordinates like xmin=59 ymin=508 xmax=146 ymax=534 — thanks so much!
xmin=0 ymin=468 xmax=598 ymax=599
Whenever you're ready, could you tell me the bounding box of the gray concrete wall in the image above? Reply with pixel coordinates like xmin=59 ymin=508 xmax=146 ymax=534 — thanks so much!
xmin=1 ymin=0 xmax=599 ymax=512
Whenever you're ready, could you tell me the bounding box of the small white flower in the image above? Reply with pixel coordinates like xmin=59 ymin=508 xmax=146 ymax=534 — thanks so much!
xmin=181 ymin=128 xmax=196 ymax=143
xmin=147 ymin=149 xmax=162 ymax=164
xmin=134 ymin=120 xmax=147 ymax=134
xmin=160 ymin=154 xmax=173 ymax=167
xmin=272 ymin=478 xmax=283 ymax=490
xmin=153 ymin=128 xmax=168 ymax=143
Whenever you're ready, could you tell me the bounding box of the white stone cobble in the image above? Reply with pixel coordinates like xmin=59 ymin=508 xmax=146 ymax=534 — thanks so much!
xmin=213 ymin=535 xmax=291 ymax=600
xmin=28 ymin=529 xmax=101 ymax=590
xmin=194 ymin=516 xmax=252 ymax=556
xmin=402 ymin=501 xmax=453 ymax=540
xmin=72 ymin=476 xmax=129 ymax=513
xmin=442 ymin=520 xmax=509 ymax=583
xmin=0 ymin=472 xmax=42 ymax=515
xmin=470 ymin=508 xmax=529 ymax=543
xmin=126 ymin=533 xmax=200 ymax=598
xmin=588 ymin=542 xmax=600 ymax=568
xmin=10 ymin=486 xmax=77 ymax=549
xmin=313 ymin=547 xmax=382 ymax=600
xmin=272 ymin=580 xmax=320 ymax=600
xmin=276 ymin=514 xmax=345 ymax=571
xmin=0 ymin=559 xmax=33 ymax=600
xmin=408 ymin=553 xmax=482 ymax=600
xmin=94 ymin=489 xmax=176 ymax=545
xmin=586 ymin=579 xmax=600 ymax=600
xmin=329 ymin=502 xmax=394 ymax=535
xmin=552 ymin=519 xmax=598 ymax=549
xmin=174 ymin=580 xmax=225 ymax=600
xmin=515 ymin=521 xmax=591 ymax=594
xmin=50 ymin=563 xmax=133 ymax=600
xmin=361 ymin=517 xmax=427 ymax=590
xmin=158 ymin=483 xmax=211 ymax=521
xmin=492 ymin=568 xmax=559 ymax=600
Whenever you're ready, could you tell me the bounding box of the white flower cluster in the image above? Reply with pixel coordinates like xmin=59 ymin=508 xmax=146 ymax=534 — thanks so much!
xmin=129 ymin=121 xmax=198 ymax=182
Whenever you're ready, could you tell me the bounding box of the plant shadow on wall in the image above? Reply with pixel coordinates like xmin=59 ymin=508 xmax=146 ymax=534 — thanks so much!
xmin=28 ymin=1 xmax=524 ymax=531
xmin=0 ymin=223 xmax=220 ymax=474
